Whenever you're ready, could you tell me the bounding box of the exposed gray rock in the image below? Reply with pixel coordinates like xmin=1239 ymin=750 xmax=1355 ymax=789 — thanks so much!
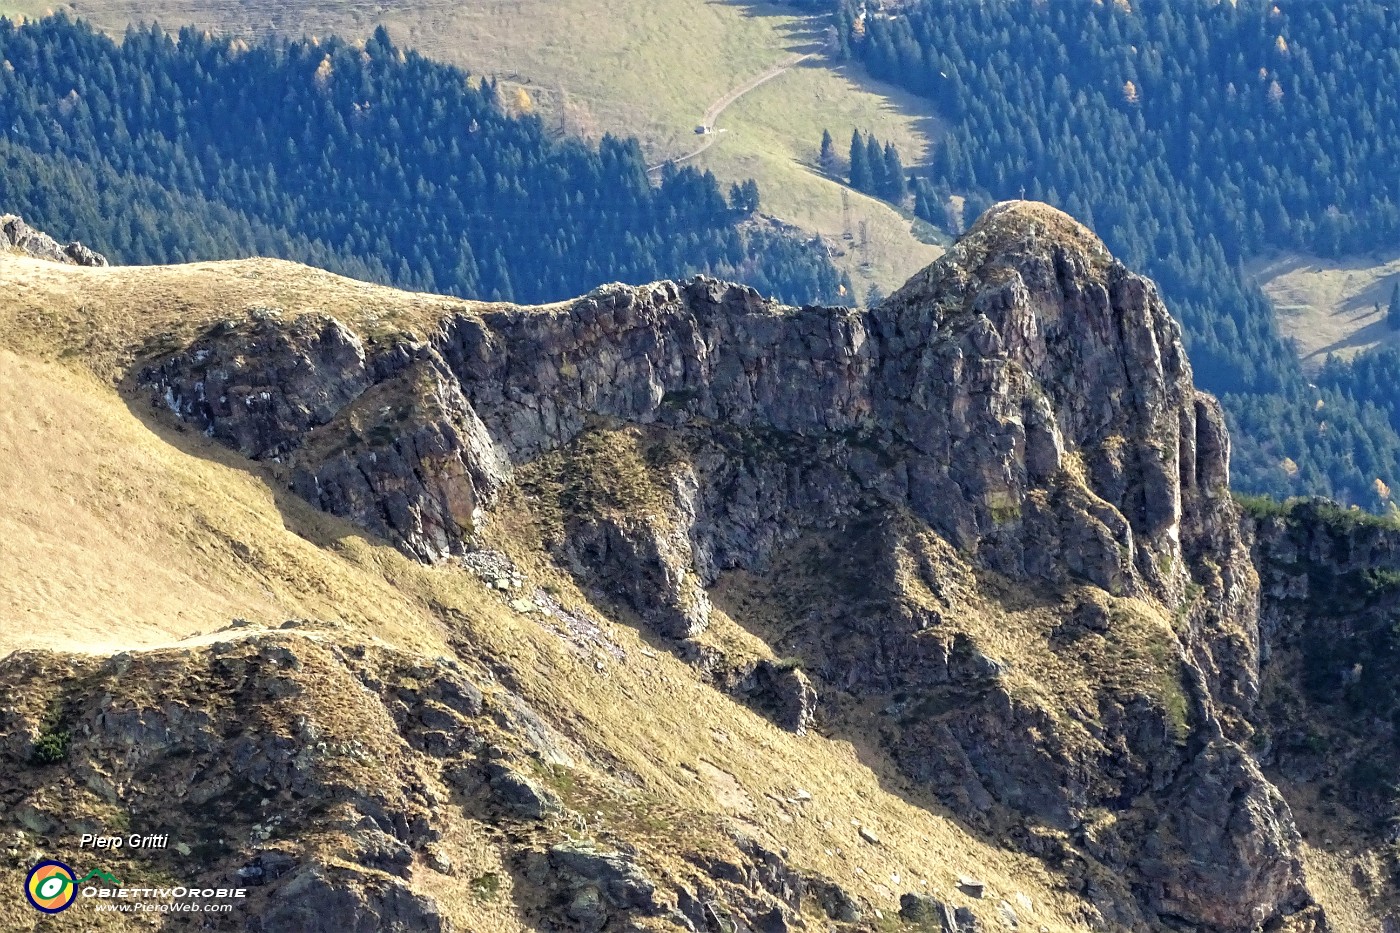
xmin=565 ymin=512 xmax=711 ymax=639
xmin=1 ymin=214 xmax=108 ymax=266
xmin=0 ymin=638 xmax=469 ymax=932
xmin=142 ymin=202 xmax=1228 ymax=604
xmin=254 ymin=864 xmax=449 ymax=933
xmin=808 ymin=877 xmax=862 ymax=922
xmin=235 ymin=849 xmax=297 ymax=887
xmin=567 ymin=884 xmax=609 ymax=932
xmin=427 ymin=846 xmax=453 ymax=875
xmin=739 ymin=659 xmax=817 ymax=734
xmin=900 ymin=891 xmax=953 ymax=927
xmin=130 ymin=202 xmax=1324 ymax=932
xmin=350 ymin=827 xmax=414 ymax=877
xmin=957 ymin=877 xmax=986 ymax=898
xmin=62 ymin=241 xmax=107 ymax=266
xmin=733 ymin=836 xmax=803 ymax=907
xmin=142 ymin=312 xmax=374 ymax=460
xmin=293 ymin=357 xmax=511 ymax=561
xmin=543 ymin=842 xmax=662 ymax=921
xmin=1139 ymin=741 xmax=1310 ymax=929
xmin=485 ymin=760 xmax=563 ymax=820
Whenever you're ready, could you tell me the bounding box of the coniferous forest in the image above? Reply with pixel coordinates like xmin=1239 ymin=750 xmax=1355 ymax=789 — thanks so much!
xmin=6 ymin=7 xmax=1400 ymax=505
xmin=838 ymin=0 xmax=1400 ymax=506
xmin=0 ymin=17 xmax=842 ymax=305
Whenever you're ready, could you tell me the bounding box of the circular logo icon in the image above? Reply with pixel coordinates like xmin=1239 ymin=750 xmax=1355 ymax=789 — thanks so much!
xmin=25 ymin=860 xmax=77 ymax=913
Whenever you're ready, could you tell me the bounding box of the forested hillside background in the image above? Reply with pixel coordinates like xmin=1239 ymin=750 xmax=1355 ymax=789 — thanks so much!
xmin=0 ymin=17 xmax=845 ymax=305
xmin=839 ymin=0 xmax=1400 ymax=506
xmin=5 ymin=3 xmax=1400 ymax=507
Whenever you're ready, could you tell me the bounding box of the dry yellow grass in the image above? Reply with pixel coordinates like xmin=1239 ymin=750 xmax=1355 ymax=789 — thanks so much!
xmin=1272 ymin=778 xmax=1398 ymax=933
xmin=0 ymin=249 xmax=1099 ymax=931
xmin=9 ymin=234 xmax=1394 ymax=932
xmin=0 ymin=253 xmax=508 ymax=377
xmin=0 ymin=346 xmax=476 ymax=655
xmin=1249 ymin=249 xmax=1400 ymax=367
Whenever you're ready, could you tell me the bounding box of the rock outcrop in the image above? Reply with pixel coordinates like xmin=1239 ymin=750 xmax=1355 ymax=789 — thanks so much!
xmin=143 ymin=203 xmax=1228 ymax=593
xmin=0 ymin=628 xmax=871 ymax=933
xmin=134 ymin=202 xmax=1329 ymax=931
xmin=1246 ymin=500 xmax=1400 ymax=927
xmin=1 ymin=214 xmax=108 ymax=266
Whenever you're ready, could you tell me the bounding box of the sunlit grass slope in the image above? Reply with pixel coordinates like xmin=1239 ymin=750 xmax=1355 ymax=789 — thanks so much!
xmin=0 ymin=250 xmax=1095 ymax=932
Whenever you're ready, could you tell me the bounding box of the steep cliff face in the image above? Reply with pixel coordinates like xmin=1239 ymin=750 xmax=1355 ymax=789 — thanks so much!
xmin=1247 ymin=501 xmax=1400 ymax=927
xmin=143 ymin=203 xmax=1223 ymax=595
xmin=127 ymin=202 xmax=1332 ymax=931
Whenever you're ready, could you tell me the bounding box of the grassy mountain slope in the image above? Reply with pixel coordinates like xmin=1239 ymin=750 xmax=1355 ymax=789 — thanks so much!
xmin=0 ymin=255 xmax=487 ymax=652
xmin=0 ymin=0 xmax=942 ymax=296
xmin=6 ymin=200 xmax=1393 ymax=930
xmin=0 ymin=250 xmax=1097 ymax=931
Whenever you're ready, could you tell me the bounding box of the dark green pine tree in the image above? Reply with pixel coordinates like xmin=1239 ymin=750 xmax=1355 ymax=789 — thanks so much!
xmin=819 ymin=128 xmax=836 ymax=174
xmin=865 ymin=135 xmax=886 ymax=196
xmin=1389 ymin=283 xmax=1400 ymax=330
xmin=0 ymin=16 xmax=846 ymax=305
xmin=881 ymin=141 xmax=907 ymax=203
xmin=848 ymin=129 xmax=870 ymax=191
xmin=452 ymin=235 xmax=480 ymax=298
xmin=728 ymin=179 xmax=760 ymax=215
xmin=741 ymin=179 xmax=760 ymax=214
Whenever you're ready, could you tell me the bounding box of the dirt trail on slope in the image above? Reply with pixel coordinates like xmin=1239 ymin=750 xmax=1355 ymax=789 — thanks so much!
xmin=649 ymin=52 xmax=811 ymax=170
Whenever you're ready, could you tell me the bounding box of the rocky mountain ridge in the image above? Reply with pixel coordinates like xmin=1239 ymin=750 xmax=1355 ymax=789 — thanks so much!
xmin=1 ymin=203 xmax=1395 ymax=931
xmin=143 ymin=203 xmax=1219 ymax=594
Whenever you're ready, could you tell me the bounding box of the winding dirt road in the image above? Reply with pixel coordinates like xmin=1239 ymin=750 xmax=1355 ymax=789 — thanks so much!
xmin=648 ymin=52 xmax=811 ymax=171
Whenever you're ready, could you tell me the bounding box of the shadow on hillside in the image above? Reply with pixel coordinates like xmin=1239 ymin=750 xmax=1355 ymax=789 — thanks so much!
xmin=716 ymin=0 xmax=830 ymax=54
xmin=718 ymin=0 xmax=946 ymax=160
xmin=116 ymin=379 xmax=396 ymax=560
xmin=1339 ymin=275 xmax=1400 ymax=318
xmin=1305 ymin=315 xmax=1400 ymax=363
xmin=696 ymin=514 xmax=1072 ymax=871
xmin=820 ymin=60 xmax=947 ymax=157
xmin=120 ymin=369 xmax=1062 ymax=916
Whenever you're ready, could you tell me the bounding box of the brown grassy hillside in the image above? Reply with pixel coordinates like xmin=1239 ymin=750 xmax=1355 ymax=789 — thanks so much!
xmin=0 ymin=251 xmax=1090 ymax=932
